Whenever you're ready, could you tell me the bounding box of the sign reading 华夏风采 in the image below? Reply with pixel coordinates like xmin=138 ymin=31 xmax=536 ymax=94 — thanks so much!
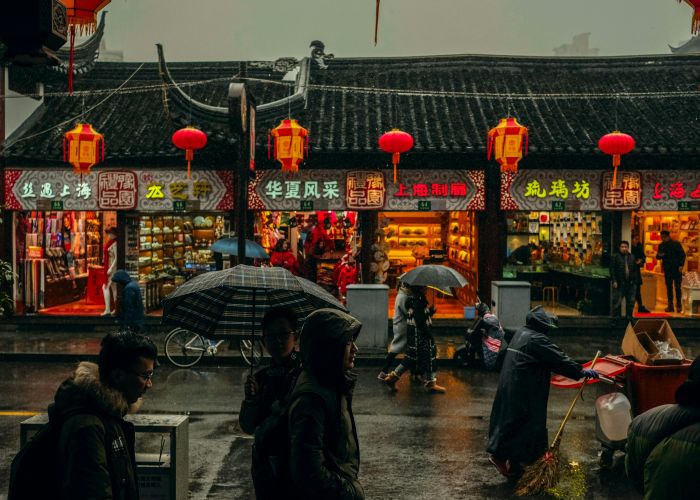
xmin=248 ymin=169 xmax=486 ymax=211
xmin=4 ymin=169 xmax=234 ymax=211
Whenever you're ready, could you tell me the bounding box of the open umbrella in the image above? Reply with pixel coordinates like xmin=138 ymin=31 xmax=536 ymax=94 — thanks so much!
xmin=399 ymin=264 xmax=468 ymax=290
xmin=162 ymin=265 xmax=347 ymax=373
xmin=210 ymin=237 xmax=269 ymax=260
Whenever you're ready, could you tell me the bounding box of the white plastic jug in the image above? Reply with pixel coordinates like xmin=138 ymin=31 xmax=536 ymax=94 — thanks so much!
xmin=596 ymin=392 xmax=632 ymax=442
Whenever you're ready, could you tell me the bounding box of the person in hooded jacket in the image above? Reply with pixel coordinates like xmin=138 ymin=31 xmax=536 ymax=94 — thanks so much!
xmin=111 ymin=270 xmax=145 ymax=333
xmin=626 ymin=355 xmax=700 ymax=499
xmin=51 ymin=331 xmax=157 ymax=499
xmin=487 ymin=305 xmax=598 ymax=478
xmin=288 ymin=308 xmax=364 ymax=499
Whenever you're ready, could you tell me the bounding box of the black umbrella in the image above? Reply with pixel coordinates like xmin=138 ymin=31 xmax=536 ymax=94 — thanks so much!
xmin=399 ymin=264 xmax=468 ymax=290
xmin=210 ymin=237 xmax=269 ymax=260
xmin=162 ymin=265 xmax=347 ymax=373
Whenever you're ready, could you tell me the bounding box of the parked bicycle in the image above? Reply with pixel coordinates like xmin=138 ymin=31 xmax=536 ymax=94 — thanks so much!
xmin=164 ymin=327 xmax=264 ymax=368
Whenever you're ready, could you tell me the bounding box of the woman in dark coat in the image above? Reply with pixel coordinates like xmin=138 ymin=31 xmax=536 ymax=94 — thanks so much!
xmin=487 ymin=305 xmax=597 ymax=478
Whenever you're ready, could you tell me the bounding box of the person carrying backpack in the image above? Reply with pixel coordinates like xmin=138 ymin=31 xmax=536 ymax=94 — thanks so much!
xmin=9 ymin=331 xmax=157 ymax=500
xmin=287 ymin=308 xmax=364 ymax=499
xmin=468 ymin=302 xmax=507 ymax=370
xmin=241 ymin=307 xmax=302 ymax=498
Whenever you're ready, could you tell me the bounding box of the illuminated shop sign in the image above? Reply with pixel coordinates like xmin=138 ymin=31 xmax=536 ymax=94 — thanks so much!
xmin=5 ymin=169 xmax=233 ymax=211
xmin=502 ymin=170 xmax=603 ymax=210
xmin=248 ymin=169 xmax=485 ymax=211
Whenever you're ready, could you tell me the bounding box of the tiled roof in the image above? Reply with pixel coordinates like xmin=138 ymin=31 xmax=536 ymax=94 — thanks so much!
xmin=5 ymin=51 xmax=700 ymax=168
xmin=303 ymin=54 xmax=700 ymax=159
xmin=3 ymin=57 xmax=290 ymax=166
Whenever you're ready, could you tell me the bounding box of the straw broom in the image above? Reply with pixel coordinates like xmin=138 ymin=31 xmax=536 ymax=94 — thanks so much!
xmin=515 ymin=350 xmax=601 ymax=497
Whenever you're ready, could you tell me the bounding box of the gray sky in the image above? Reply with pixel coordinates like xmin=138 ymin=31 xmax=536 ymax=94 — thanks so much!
xmin=100 ymin=0 xmax=694 ymax=61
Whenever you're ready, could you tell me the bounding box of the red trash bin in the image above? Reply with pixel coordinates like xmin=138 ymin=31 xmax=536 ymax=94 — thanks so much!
xmin=628 ymin=361 xmax=692 ymax=415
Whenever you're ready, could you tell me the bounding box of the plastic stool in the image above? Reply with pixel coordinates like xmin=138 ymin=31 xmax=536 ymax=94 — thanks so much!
xmin=543 ymin=286 xmax=559 ymax=309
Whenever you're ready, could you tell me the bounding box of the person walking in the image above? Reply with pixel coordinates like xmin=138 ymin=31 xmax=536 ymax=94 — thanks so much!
xmin=656 ymin=230 xmax=686 ymax=313
xmin=240 ymin=307 xmax=302 ymax=498
xmin=631 ymin=233 xmax=650 ymax=313
xmin=487 ymin=305 xmax=598 ymax=479
xmin=111 ymin=270 xmax=145 ymax=333
xmin=626 ymin=356 xmax=700 ymax=498
xmin=611 ymin=241 xmax=640 ymax=323
xmin=288 ymin=308 xmax=364 ymax=499
xmin=377 ymin=281 xmax=411 ymax=381
xmin=51 ymin=332 xmax=157 ymax=499
xmin=382 ymin=285 xmax=446 ymax=393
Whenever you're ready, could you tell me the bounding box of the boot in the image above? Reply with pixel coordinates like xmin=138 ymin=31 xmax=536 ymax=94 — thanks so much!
xmin=382 ymin=371 xmax=400 ymax=391
xmin=425 ymin=379 xmax=446 ymax=394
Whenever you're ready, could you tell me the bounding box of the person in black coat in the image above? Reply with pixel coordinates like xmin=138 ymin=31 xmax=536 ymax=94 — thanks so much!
xmin=656 ymin=230 xmax=686 ymax=312
xmin=487 ymin=306 xmax=598 ymax=479
xmin=111 ymin=270 xmax=145 ymax=333
xmin=630 ymin=233 xmax=650 ymax=313
xmin=611 ymin=241 xmax=640 ymax=322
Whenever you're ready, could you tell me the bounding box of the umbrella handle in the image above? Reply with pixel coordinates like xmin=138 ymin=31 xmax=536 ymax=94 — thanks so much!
xmin=550 ymin=350 xmax=601 ymax=448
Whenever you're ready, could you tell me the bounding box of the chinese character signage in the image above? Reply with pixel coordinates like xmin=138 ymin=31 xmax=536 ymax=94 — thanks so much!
xmin=346 ymin=171 xmax=385 ymax=210
xmin=602 ymin=172 xmax=641 ymax=210
xmin=248 ymin=169 xmax=485 ymax=211
xmin=501 ymin=170 xmax=602 ymax=210
xmin=5 ymin=169 xmax=233 ymax=211
xmin=640 ymin=171 xmax=700 ymax=210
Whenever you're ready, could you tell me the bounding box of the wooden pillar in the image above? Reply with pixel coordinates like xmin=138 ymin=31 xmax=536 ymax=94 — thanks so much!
xmin=0 ymin=66 xmax=7 ymax=264
xmin=477 ymin=167 xmax=507 ymax=306
xmin=359 ymin=211 xmax=378 ymax=283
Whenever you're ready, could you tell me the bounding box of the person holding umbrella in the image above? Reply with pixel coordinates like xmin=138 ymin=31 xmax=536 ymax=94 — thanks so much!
xmin=382 ymin=285 xmax=446 ymax=393
xmin=240 ymin=307 xmax=302 ymax=498
xmin=487 ymin=305 xmax=598 ymax=479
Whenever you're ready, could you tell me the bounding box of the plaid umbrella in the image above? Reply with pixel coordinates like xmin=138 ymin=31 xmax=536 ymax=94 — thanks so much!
xmin=399 ymin=264 xmax=468 ymax=290
xmin=162 ymin=265 xmax=347 ymax=371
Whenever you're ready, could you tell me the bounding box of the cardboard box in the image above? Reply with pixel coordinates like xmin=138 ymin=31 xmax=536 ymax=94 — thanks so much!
xmin=622 ymin=319 xmax=685 ymax=365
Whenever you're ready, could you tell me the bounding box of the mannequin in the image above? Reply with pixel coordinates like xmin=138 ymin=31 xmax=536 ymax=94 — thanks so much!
xmin=61 ymin=214 xmax=77 ymax=290
xmin=102 ymin=227 xmax=118 ymax=316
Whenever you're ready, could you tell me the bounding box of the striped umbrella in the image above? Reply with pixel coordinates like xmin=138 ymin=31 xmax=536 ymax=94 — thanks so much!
xmin=162 ymin=265 xmax=347 ymax=372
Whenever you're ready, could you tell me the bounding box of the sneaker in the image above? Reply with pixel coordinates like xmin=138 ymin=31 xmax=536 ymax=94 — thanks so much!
xmin=383 ymin=371 xmax=400 ymax=391
xmin=377 ymin=371 xmax=388 ymax=381
xmin=425 ymin=379 xmax=446 ymax=394
xmin=489 ymin=455 xmax=512 ymax=478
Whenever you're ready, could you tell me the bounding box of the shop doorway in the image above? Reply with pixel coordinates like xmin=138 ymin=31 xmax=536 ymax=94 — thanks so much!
xmin=379 ymin=211 xmax=478 ymax=319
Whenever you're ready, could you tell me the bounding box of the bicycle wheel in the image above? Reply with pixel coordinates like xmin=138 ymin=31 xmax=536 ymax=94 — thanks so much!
xmin=239 ymin=338 xmax=264 ymax=367
xmin=165 ymin=328 xmax=207 ymax=367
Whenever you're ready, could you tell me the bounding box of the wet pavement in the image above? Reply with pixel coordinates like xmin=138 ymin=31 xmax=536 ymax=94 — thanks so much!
xmin=0 ymin=361 xmax=643 ymax=499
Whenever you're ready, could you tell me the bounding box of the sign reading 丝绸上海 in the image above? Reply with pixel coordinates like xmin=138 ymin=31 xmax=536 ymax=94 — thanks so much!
xmin=248 ymin=169 xmax=486 ymax=211
xmin=501 ymin=170 xmax=602 ymax=211
xmin=4 ymin=169 xmax=234 ymax=211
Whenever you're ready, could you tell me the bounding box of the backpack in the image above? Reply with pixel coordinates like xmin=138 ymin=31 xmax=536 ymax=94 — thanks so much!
xmin=8 ymin=409 xmax=104 ymax=500
xmin=251 ymin=391 xmax=331 ymax=499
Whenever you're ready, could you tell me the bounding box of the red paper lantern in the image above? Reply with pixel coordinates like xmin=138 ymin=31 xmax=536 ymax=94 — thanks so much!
xmin=679 ymin=0 xmax=700 ymax=35
xmin=172 ymin=126 xmax=207 ymax=178
xmin=61 ymin=1 xmax=112 ymax=93
xmin=63 ymin=123 xmax=104 ymax=175
xmin=598 ymin=131 xmax=635 ymax=187
xmin=487 ymin=117 xmax=528 ymax=174
xmin=379 ymin=129 xmax=414 ymax=183
xmin=269 ymin=119 xmax=309 ymax=173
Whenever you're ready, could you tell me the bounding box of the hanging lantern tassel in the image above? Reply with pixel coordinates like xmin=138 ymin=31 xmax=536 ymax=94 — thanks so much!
xmin=392 ymin=152 xmax=400 ymax=183
xmin=374 ymin=0 xmax=381 ymax=45
xmin=680 ymin=1 xmax=700 ymax=35
xmin=185 ymin=149 xmax=194 ymax=178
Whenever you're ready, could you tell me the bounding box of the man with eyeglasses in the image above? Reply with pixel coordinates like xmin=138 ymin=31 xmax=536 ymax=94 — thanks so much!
xmin=240 ymin=307 xmax=301 ymax=497
xmin=49 ymin=331 xmax=157 ymax=499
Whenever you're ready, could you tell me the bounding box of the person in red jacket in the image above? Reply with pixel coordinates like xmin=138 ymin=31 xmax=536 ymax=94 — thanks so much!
xmin=337 ymin=257 xmax=358 ymax=300
xmin=270 ymin=239 xmax=299 ymax=275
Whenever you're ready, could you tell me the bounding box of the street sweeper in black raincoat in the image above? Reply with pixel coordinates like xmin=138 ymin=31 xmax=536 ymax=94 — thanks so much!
xmin=486 ymin=305 xmax=596 ymax=478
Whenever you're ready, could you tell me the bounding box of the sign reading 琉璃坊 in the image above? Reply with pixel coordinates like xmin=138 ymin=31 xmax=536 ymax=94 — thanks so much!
xmin=501 ymin=170 xmax=602 ymax=210
xmin=4 ymin=169 xmax=234 ymax=211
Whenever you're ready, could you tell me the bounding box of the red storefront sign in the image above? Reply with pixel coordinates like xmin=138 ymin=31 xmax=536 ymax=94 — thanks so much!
xmin=602 ymin=172 xmax=641 ymax=210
